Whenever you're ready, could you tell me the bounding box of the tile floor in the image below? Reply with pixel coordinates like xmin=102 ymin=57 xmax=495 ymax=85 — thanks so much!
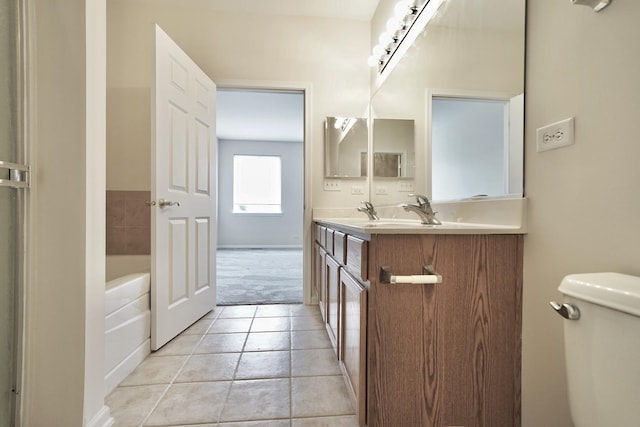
xmin=106 ymin=304 xmax=359 ymax=427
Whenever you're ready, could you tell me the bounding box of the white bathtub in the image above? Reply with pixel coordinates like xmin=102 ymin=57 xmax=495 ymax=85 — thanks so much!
xmin=104 ymin=272 xmax=151 ymax=396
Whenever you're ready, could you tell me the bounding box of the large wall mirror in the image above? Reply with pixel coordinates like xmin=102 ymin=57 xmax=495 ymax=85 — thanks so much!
xmin=369 ymin=0 xmax=525 ymax=206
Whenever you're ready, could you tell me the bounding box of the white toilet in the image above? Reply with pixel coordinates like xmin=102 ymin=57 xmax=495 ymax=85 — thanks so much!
xmin=552 ymin=272 xmax=640 ymax=427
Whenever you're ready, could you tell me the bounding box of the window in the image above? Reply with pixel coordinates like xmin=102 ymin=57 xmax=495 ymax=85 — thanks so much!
xmin=233 ymin=155 xmax=282 ymax=213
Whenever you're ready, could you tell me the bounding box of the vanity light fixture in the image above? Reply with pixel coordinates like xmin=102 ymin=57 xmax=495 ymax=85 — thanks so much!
xmin=368 ymin=0 xmax=445 ymax=74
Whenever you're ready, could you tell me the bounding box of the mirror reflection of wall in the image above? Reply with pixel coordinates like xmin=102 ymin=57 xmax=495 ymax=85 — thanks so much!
xmin=324 ymin=116 xmax=368 ymax=177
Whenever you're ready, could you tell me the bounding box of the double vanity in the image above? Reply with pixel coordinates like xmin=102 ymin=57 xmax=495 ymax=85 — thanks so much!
xmin=313 ymin=206 xmax=525 ymax=426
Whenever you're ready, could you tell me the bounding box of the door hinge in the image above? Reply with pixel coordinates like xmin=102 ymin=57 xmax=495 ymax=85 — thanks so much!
xmin=0 ymin=160 xmax=30 ymax=189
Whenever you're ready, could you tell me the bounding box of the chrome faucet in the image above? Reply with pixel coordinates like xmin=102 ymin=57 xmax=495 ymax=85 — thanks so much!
xmin=401 ymin=194 xmax=441 ymax=225
xmin=357 ymin=201 xmax=379 ymax=220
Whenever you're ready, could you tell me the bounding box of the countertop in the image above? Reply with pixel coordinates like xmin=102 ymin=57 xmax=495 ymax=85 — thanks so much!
xmin=314 ymin=217 xmax=526 ymax=235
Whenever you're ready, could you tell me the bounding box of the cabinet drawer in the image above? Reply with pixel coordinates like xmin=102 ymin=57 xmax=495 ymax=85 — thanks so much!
xmin=334 ymin=231 xmax=347 ymax=264
xmin=346 ymin=236 xmax=368 ymax=282
xmin=317 ymin=225 xmax=327 ymax=247
xmin=326 ymin=229 xmax=335 ymax=256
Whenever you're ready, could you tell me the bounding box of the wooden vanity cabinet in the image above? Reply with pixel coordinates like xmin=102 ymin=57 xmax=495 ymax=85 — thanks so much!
xmin=313 ymin=222 xmax=523 ymax=427
xmin=366 ymin=233 xmax=523 ymax=427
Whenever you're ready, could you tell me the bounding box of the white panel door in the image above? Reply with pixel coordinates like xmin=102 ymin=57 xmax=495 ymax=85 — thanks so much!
xmin=152 ymin=25 xmax=217 ymax=350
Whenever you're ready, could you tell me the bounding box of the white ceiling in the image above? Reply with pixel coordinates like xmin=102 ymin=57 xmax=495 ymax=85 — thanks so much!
xmin=216 ymin=90 xmax=305 ymax=142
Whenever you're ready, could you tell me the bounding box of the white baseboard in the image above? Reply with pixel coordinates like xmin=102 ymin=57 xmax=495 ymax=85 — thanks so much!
xmin=86 ymin=405 xmax=114 ymax=427
xmin=104 ymin=339 xmax=151 ymax=397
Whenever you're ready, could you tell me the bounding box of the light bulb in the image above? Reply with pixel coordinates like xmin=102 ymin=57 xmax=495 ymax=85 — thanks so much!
xmin=372 ymin=45 xmax=384 ymax=57
xmin=394 ymin=0 xmax=412 ymax=20
xmin=386 ymin=17 xmax=402 ymax=33
xmin=367 ymin=55 xmax=380 ymax=67
xmin=378 ymin=31 xmax=393 ymax=46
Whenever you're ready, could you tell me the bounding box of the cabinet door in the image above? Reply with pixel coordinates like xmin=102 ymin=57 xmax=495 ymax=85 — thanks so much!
xmin=314 ymin=242 xmax=327 ymax=322
xmin=367 ymin=234 xmax=523 ymax=426
xmin=325 ymin=254 xmax=341 ymax=355
xmin=340 ymin=270 xmax=367 ymax=427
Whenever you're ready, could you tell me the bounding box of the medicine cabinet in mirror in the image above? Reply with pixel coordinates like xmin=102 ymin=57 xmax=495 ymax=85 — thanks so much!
xmin=325 ymin=116 xmax=368 ymax=178
xmin=369 ymin=119 xmax=415 ymax=178
xmin=369 ymin=0 xmax=525 ymax=206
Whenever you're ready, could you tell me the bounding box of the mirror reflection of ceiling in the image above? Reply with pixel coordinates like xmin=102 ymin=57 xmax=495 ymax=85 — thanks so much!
xmin=216 ymin=90 xmax=304 ymax=142
xmin=434 ymin=0 xmax=525 ymax=31
xmin=143 ymin=0 xmax=380 ymax=21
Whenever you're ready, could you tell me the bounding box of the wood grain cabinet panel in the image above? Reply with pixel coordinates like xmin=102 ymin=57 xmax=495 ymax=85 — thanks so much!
xmin=325 ymin=254 xmax=341 ymax=355
xmin=340 ymin=269 xmax=367 ymax=427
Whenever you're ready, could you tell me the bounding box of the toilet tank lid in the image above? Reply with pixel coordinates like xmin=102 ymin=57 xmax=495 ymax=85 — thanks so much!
xmin=559 ymin=272 xmax=640 ymax=317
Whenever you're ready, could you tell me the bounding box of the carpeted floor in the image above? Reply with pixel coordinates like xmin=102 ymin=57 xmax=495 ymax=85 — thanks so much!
xmin=216 ymin=248 xmax=303 ymax=305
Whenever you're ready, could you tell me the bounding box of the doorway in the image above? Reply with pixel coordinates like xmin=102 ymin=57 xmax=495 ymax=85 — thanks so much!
xmin=216 ymin=89 xmax=305 ymax=305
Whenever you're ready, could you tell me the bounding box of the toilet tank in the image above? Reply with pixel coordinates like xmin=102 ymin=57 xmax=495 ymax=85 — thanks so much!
xmin=558 ymin=273 xmax=640 ymax=427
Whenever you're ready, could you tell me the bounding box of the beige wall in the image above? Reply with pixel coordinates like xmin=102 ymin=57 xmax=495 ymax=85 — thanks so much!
xmin=522 ymin=0 xmax=640 ymax=425
xmin=106 ymin=0 xmax=371 ymax=208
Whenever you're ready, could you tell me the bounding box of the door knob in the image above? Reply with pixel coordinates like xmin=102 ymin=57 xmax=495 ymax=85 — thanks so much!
xmin=549 ymin=301 xmax=580 ymax=320
xmin=158 ymin=198 xmax=180 ymax=208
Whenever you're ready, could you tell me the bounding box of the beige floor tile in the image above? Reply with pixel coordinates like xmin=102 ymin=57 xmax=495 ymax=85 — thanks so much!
xmin=220 ymin=378 xmax=290 ymax=422
xmin=210 ymin=318 xmax=253 ymax=333
xmin=195 ymin=332 xmax=247 ymax=354
xmin=236 ymin=351 xmax=290 ymax=379
xmin=203 ymin=307 xmax=222 ymax=319
xmin=255 ymin=304 xmax=292 ymax=317
xmin=220 ymin=305 xmax=258 ymax=318
xmin=290 ymin=304 xmax=320 ymax=317
xmin=176 ymin=353 xmax=241 ymax=382
xmin=181 ymin=318 xmax=215 ymax=335
xmin=151 ymin=335 xmax=202 ymax=357
xmin=218 ymin=421 xmax=290 ymax=427
xmin=290 ymin=316 xmax=324 ymax=331
xmin=291 ymin=349 xmax=341 ymax=377
xmin=291 ymin=330 xmax=332 ymax=350
xmin=120 ymin=355 xmax=188 ymax=386
xmin=144 ymin=381 xmax=231 ymax=426
xmin=244 ymin=331 xmax=291 ymax=352
xmin=163 ymin=424 xmax=216 ymax=427
xmin=106 ymin=384 xmax=167 ymax=427
xmin=291 ymin=376 xmax=355 ymax=418
xmin=292 ymin=415 xmax=358 ymax=427
xmin=250 ymin=316 xmax=290 ymax=332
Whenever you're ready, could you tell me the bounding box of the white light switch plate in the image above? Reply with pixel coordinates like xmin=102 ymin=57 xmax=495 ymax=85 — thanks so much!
xmin=323 ymin=179 xmax=342 ymax=191
xmin=351 ymin=185 xmax=364 ymax=195
xmin=398 ymin=182 xmax=414 ymax=192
